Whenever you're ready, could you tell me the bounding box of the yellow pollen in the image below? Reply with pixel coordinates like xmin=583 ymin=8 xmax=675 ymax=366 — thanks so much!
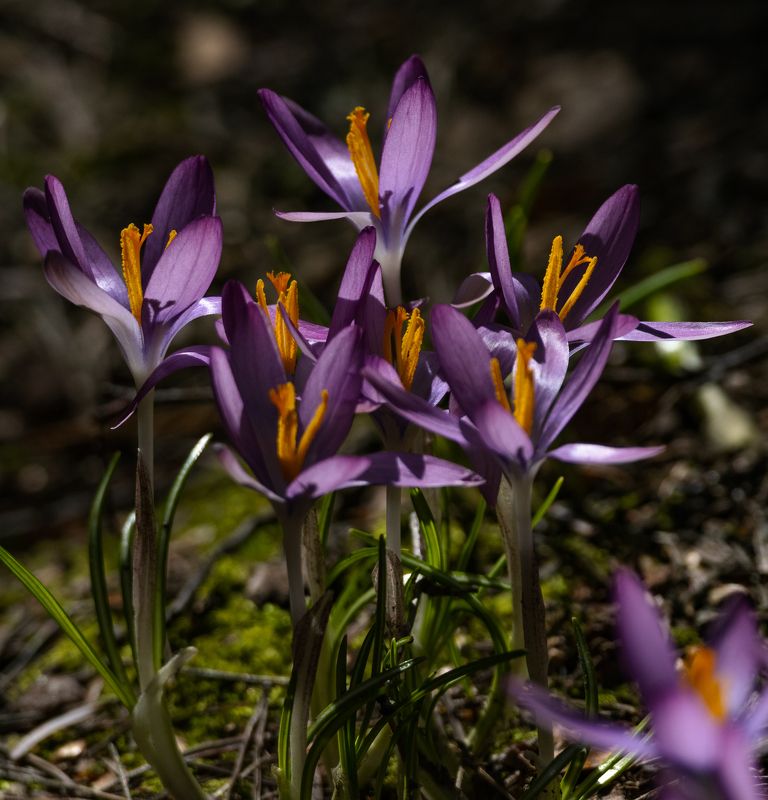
xmin=383 ymin=306 xmax=425 ymax=391
xmin=513 ymin=339 xmax=537 ymax=434
xmin=165 ymin=229 xmax=177 ymax=248
xmin=268 ymin=382 xmax=329 ymax=481
xmin=346 ymin=106 xmax=381 ymax=218
xmin=256 ymin=273 xmax=300 ymax=374
xmin=489 ymin=357 xmax=512 ymax=413
xmin=539 ymin=235 xmax=598 ymax=322
xmin=120 ymin=223 xmax=153 ymax=323
xmin=683 ymin=646 xmax=727 ymax=722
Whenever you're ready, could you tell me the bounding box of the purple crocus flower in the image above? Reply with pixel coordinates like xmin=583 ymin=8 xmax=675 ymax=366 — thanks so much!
xmin=513 ymin=569 xmax=768 ymax=800
xmin=23 ymin=156 xmax=222 ymax=386
xmin=457 ymin=186 xmax=751 ymax=344
xmin=259 ymin=55 xmax=559 ymax=306
xmin=210 ymin=280 xmax=482 ymax=621
xmin=365 ymin=302 xmax=662 ymax=490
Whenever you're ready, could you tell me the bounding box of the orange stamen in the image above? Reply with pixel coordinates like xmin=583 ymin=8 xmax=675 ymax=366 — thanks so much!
xmin=268 ymin=382 xmax=329 ymax=481
xmin=513 ymin=339 xmax=537 ymax=434
xmin=256 ymin=273 xmax=300 ymax=374
xmin=383 ymin=306 xmax=425 ymax=391
xmin=539 ymin=235 xmax=598 ymax=321
xmin=683 ymin=646 xmax=727 ymax=721
xmin=489 ymin=357 xmax=512 ymax=413
xmin=120 ymin=223 xmax=153 ymax=323
xmin=346 ymin=106 xmax=381 ymax=218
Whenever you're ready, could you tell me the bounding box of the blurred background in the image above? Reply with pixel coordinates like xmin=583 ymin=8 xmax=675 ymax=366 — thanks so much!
xmin=1 ymin=0 xmax=767 ymax=551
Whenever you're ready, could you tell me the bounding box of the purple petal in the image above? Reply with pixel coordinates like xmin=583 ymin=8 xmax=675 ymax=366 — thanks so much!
xmin=327 ymin=227 xmax=380 ymax=340
xmin=385 ymin=55 xmax=430 ymax=128
xmin=209 ymin=347 xmax=276 ymax=490
xmin=76 ymin=223 xmax=128 ymax=306
xmin=708 ymin=595 xmax=759 ymax=713
xmin=142 ymin=216 xmax=222 ymax=326
xmin=715 ymin=726 xmax=763 ymax=800
xmin=379 ymin=77 xmax=437 ymax=231
xmin=548 ymin=443 xmax=664 ymax=464
xmin=651 ymin=690 xmax=722 ymax=770
xmin=539 ymin=305 xmax=619 ymax=450
xmin=43 ymin=176 xmax=91 ymax=278
xmin=286 ymin=454 xmax=372 ymax=501
xmin=159 ymin=295 xmax=222 ymax=351
xmin=143 ymin=156 xmax=216 ymax=276
xmin=300 ymin=326 xmax=363 ymax=463
xmin=620 ymin=320 xmax=752 ymax=342
xmin=452 ymin=272 xmax=495 ymax=309
xmin=112 ymin=345 xmax=213 ymax=428
xmin=363 ymin=365 xmax=468 ymax=445
xmin=23 ymin=187 xmax=61 ymax=258
xmin=559 ymin=185 xmax=640 ymax=325
xmin=566 ymin=312 xmax=640 ymax=343
xmin=214 ymin=443 xmax=283 ymax=505
xmin=470 ymin=401 xmax=534 ymax=469
xmin=258 ymin=89 xmax=356 ymax=210
xmin=405 ymin=107 xmax=560 ymax=239
xmin=614 ymin=569 xmax=679 ymax=702
xmin=431 ymin=304 xmax=497 ymax=417
xmin=510 ymin=678 xmax=656 ymax=760
xmin=354 ymin=451 xmax=483 ymax=489
xmin=275 ymin=210 xmax=374 ymax=227
xmin=43 ymin=250 xmax=143 ymax=376
xmin=527 ymin=311 xmax=569 ymax=434
xmin=486 ymin=193 xmax=529 ymax=328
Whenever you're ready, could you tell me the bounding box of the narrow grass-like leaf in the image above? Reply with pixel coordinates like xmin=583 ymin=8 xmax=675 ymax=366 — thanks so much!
xmin=335 ymin=636 xmax=358 ymax=798
xmin=154 ymin=433 xmax=213 ymax=667
xmin=88 ymin=452 xmax=134 ymax=703
xmin=303 ymin=659 xmax=422 ymax=798
xmin=0 ymin=545 xmax=134 ymax=708
xmin=456 ymin=498 xmax=486 ymax=572
xmin=409 ymin=489 xmax=442 ymax=570
xmin=519 ymin=744 xmax=583 ymax=800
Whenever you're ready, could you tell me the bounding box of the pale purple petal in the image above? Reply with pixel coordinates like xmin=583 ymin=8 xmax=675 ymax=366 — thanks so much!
xmin=43 ymin=250 xmax=142 ymax=373
xmin=385 ymin=55 xmax=429 ymax=127
xmin=559 ymin=185 xmax=640 ymax=325
xmin=405 ymin=106 xmax=560 ymax=238
xmin=614 ymin=569 xmax=679 ymax=702
xmin=548 ymin=443 xmax=664 ymax=464
xmin=160 ymin=295 xmax=222 ymax=349
xmin=379 ymin=77 xmax=437 ymax=229
xmin=43 ymin=176 xmax=91 ymax=278
xmin=259 ymin=89 xmax=355 ymax=209
xmin=214 ymin=444 xmax=283 ymax=505
xmin=475 ymin=325 xmax=517 ymax=376
xmin=285 ymin=454 xmax=372 ymax=501
xmin=143 ymin=155 xmax=216 ymax=276
xmin=353 ymin=452 xmax=483 ymax=489
xmin=708 ymin=596 xmax=760 ymax=714
xmin=510 ymin=679 xmax=657 ymax=760
xmin=431 ymin=304 xmax=497 ymax=417
xmin=142 ymin=216 xmax=222 ymax=326
xmin=76 ymin=223 xmax=128 ymax=305
xmin=23 ymin=187 xmax=59 ymax=257
xmin=716 ymin=727 xmax=764 ymax=800
xmin=566 ymin=313 xmax=640 ymax=343
xmin=620 ymin=320 xmax=752 ymax=342
xmin=112 ymin=345 xmax=213 ymax=428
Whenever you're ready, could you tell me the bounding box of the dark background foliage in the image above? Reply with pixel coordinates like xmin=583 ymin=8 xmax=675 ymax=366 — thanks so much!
xmin=1 ymin=0 xmax=766 ymax=548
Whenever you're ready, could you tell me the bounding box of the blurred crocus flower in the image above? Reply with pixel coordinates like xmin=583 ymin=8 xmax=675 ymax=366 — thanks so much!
xmin=456 ymin=186 xmax=751 ymax=344
xmin=366 ymin=302 xmax=662 ymax=496
xmin=259 ymin=55 xmax=559 ymax=306
xmin=23 ymin=156 xmax=222 ymax=386
xmin=512 ymin=569 xmax=768 ymax=800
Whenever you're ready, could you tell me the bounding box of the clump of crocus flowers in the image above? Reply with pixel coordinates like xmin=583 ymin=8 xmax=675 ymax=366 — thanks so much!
xmin=2 ymin=53 xmax=760 ymax=800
